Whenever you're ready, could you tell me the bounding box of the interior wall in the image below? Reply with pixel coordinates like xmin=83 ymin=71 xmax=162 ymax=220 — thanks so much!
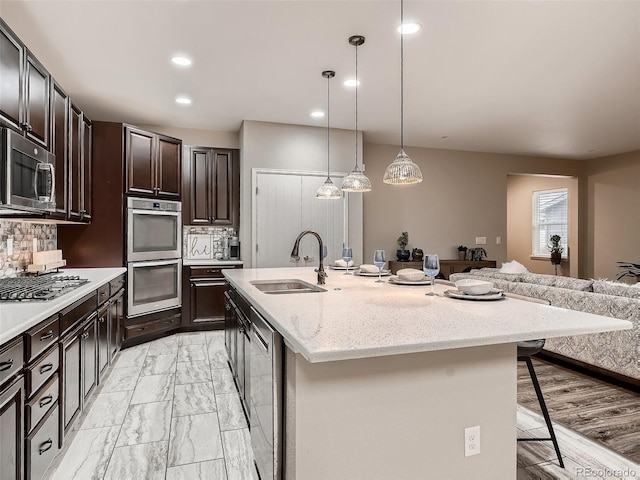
xmin=240 ymin=120 xmax=363 ymax=267
xmin=362 ymin=143 xmax=583 ymax=268
xmin=585 ymin=150 xmax=640 ymax=280
xmin=138 ymin=125 xmax=239 ymax=149
xmin=506 ymin=175 xmax=578 ymax=277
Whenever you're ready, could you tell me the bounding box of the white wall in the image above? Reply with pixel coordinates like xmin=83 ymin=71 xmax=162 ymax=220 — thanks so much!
xmin=240 ymin=121 xmax=363 ymax=267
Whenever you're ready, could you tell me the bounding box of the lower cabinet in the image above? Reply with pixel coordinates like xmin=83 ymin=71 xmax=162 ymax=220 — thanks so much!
xmin=183 ymin=265 xmax=242 ymax=329
xmin=26 ymin=405 xmax=59 ymax=480
xmin=0 ymin=375 xmax=24 ymax=480
xmin=81 ymin=316 xmax=97 ymax=403
xmin=97 ymin=303 xmax=109 ymax=379
xmin=60 ymin=325 xmax=82 ymax=437
xmin=108 ymin=289 xmax=124 ymax=364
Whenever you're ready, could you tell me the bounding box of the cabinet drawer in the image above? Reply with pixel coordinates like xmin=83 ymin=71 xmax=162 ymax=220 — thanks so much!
xmin=110 ymin=274 xmax=125 ymax=294
xmin=26 ymin=374 xmax=58 ymax=434
xmin=27 ymin=404 xmax=60 ymax=480
xmin=60 ymin=291 xmax=98 ymax=335
xmin=27 ymin=345 xmax=58 ymax=397
xmin=0 ymin=337 xmax=24 ymax=387
xmin=97 ymin=283 xmax=110 ymax=306
xmin=26 ymin=314 xmax=59 ymax=362
xmin=125 ymin=313 xmax=180 ymax=340
xmin=189 ymin=265 xmax=238 ymax=279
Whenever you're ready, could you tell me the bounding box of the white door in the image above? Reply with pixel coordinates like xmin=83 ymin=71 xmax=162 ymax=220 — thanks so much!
xmin=254 ymin=170 xmax=347 ymax=268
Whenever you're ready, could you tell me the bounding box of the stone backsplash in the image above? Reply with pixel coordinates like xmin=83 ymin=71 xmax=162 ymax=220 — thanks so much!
xmin=0 ymin=220 xmax=57 ymax=278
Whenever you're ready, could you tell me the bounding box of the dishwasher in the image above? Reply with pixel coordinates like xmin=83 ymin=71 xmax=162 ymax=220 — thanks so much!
xmin=249 ymin=306 xmax=283 ymax=480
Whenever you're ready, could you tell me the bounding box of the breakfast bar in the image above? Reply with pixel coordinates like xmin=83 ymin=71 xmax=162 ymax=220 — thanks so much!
xmin=224 ymin=267 xmax=632 ymax=479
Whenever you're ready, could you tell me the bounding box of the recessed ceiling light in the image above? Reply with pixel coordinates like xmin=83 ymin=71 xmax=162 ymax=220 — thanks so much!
xmin=311 ymin=111 xmax=325 ymax=118
xmin=344 ymin=79 xmax=360 ymax=87
xmin=175 ymin=96 xmax=192 ymax=105
xmin=398 ymin=22 xmax=422 ymax=35
xmin=171 ymin=56 xmax=192 ymax=66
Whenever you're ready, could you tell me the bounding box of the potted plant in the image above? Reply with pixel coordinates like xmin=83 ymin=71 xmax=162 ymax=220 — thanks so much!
xmin=549 ymin=235 xmax=563 ymax=265
xmin=396 ymin=231 xmax=410 ymax=261
xmin=457 ymin=245 xmax=468 ymax=261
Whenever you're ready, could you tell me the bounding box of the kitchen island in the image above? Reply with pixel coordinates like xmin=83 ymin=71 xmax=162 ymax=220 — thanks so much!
xmin=224 ymin=267 xmax=631 ymax=479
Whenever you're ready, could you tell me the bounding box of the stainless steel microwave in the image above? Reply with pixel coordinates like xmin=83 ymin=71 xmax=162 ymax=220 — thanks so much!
xmin=0 ymin=127 xmax=56 ymax=213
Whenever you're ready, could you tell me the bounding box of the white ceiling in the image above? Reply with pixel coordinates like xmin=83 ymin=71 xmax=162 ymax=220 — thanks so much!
xmin=2 ymin=0 xmax=639 ymax=159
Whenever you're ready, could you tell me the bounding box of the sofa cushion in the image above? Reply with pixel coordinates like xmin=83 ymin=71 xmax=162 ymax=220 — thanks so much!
xmin=592 ymin=279 xmax=640 ymax=299
xmin=465 ymin=268 xmax=525 ymax=282
xmin=519 ymin=272 xmax=593 ymax=291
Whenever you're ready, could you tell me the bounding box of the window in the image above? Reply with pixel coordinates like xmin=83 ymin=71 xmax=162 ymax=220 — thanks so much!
xmin=532 ymin=188 xmax=568 ymax=257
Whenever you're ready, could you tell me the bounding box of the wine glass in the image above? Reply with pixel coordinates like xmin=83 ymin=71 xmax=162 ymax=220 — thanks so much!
xmin=342 ymin=247 xmax=353 ymax=275
xmin=373 ymin=250 xmax=386 ymax=283
xmin=423 ymin=254 xmax=440 ymax=296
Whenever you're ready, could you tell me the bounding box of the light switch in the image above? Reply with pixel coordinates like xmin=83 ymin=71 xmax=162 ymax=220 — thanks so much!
xmin=7 ymin=237 xmax=13 ymax=256
xmin=33 ymin=238 xmax=38 ymax=252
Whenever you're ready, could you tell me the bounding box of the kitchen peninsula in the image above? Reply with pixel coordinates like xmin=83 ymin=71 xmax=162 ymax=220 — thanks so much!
xmin=224 ymin=267 xmax=631 ymax=479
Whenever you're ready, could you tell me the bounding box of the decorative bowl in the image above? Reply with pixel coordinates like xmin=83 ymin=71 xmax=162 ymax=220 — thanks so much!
xmin=454 ymin=279 xmax=494 ymax=295
xmin=397 ymin=268 xmax=425 ymax=282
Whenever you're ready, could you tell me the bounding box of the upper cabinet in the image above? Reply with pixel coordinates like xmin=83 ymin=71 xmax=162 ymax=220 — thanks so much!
xmin=50 ymin=80 xmax=69 ymax=217
xmin=67 ymin=102 xmax=92 ymax=222
xmin=185 ymin=147 xmax=239 ymax=225
xmin=125 ymin=126 xmax=181 ymax=200
xmin=0 ymin=19 xmax=50 ymax=149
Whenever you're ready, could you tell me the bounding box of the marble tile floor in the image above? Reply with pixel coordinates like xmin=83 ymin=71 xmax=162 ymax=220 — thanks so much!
xmin=45 ymin=331 xmax=639 ymax=479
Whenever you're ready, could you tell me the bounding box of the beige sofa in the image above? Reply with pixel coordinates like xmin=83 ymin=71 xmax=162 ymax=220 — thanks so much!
xmin=449 ymin=269 xmax=640 ymax=382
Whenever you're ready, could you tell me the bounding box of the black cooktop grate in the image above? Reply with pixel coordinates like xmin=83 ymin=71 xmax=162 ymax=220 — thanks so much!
xmin=0 ymin=275 xmax=89 ymax=301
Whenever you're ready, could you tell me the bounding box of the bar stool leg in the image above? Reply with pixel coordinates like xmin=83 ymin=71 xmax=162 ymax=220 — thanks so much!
xmin=525 ymin=357 xmax=565 ymax=468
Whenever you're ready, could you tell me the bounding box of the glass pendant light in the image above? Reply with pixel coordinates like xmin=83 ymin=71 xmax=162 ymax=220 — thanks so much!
xmin=316 ymin=70 xmax=342 ymax=199
xmin=383 ymin=0 xmax=423 ymax=185
xmin=342 ymin=35 xmax=372 ymax=193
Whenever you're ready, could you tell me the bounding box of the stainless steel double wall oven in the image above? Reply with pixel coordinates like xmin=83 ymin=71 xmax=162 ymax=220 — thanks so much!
xmin=126 ymin=197 xmax=182 ymax=317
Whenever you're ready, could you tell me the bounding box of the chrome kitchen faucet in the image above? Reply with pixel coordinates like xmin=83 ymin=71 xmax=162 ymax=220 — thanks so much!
xmin=290 ymin=230 xmax=327 ymax=285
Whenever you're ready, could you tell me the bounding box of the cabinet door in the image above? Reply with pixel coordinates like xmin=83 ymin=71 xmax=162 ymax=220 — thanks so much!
xmin=126 ymin=126 xmax=156 ymax=196
xmin=81 ymin=115 xmax=92 ymax=221
xmin=157 ymin=136 xmax=181 ymax=199
xmin=188 ymin=147 xmax=211 ymax=224
xmin=50 ymin=81 xmax=68 ymax=217
xmin=61 ymin=329 xmax=81 ymax=437
xmin=67 ymin=102 xmax=83 ymax=221
xmin=0 ymin=375 xmax=24 ymax=480
xmin=81 ymin=317 xmax=97 ymax=403
xmin=211 ymin=149 xmax=239 ymax=225
xmin=224 ymin=292 xmax=235 ymax=364
xmin=0 ymin=20 xmax=24 ymax=131
xmin=190 ymin=280 xmax=226 ymax=327
xmin=109 ymin=290 xmax=124 ymax=363
xmin=97 ymin=303 xmax=109 ymax=381
xmin=24 ymin=51 xmax=50 ymax=148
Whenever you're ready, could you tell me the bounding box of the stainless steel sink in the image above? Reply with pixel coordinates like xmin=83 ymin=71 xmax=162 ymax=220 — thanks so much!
xmin=250 ymin=279 xmax=326 ymax=294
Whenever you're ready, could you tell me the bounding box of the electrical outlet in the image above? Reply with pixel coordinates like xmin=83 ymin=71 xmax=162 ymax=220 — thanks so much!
xmin=475 ymin=237 xmax=486 ymax=245
xmin=496 ymin=236 xmax=501 ymax=245
xmin=465 ymin=425 xmax=481 ymax=457
xmin=33 ymin=238 xmax=38 ymax=252
xmin=7 ymin=237 xmax=13 ymax=256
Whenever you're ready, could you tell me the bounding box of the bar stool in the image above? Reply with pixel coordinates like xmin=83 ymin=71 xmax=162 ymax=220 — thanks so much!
xmin=517 ymin=339 xmax=565 ymax=468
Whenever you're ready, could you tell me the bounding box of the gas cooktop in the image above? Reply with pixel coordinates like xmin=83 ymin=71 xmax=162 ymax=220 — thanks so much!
xmin=0 ymin=275 xmax=89 ymax=301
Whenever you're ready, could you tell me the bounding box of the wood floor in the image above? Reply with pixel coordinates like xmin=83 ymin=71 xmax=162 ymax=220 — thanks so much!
xmin=517 ymin=357 xmax=640 ymax=463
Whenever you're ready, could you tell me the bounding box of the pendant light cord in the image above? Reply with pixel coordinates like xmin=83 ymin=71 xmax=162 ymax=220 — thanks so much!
xmin=327 ymin=73 xmax=331 ymax=177
xmin=355 ymin=41 xmax=359 ymax=169
xmin=400 ymin=0 xmax=404 ymax=151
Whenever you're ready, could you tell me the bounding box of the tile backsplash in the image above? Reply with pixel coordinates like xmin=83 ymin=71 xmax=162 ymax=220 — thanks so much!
xmin=0 ymin=220 xmax=57 ymax=278
xmin=183 ymin=225 xmax=237 ymax=260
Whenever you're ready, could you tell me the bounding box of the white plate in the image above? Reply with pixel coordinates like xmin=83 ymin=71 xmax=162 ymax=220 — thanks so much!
xmin=444 ymin=289 xmax=505 ymax=301
xmin=388 ymin=276 xmax=433 ymax=286
xmin=329 ymin=265 xmax=357 ymax=270
xmin=354 ymin=269 xmax=391 ymax=277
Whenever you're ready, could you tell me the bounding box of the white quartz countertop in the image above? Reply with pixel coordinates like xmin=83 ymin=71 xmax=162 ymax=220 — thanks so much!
xmin=224 ymin=267 xmax=632 ymax=363
xmin=0 ymin=268 xmax=126 ymax=345
xmin=183 ymin=259 xmax=243 ymax=266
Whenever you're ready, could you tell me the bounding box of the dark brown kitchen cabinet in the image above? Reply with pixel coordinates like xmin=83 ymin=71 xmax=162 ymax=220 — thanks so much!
xmin=0 ymin=375 xmax=24 ymax=480
xmin=185 ymin=147 xmax=239 ymax=225
xmin=60 ymin=324 xmax=81 ymax=437
xmin=97 ymin=303 xmax=109 ymax=379
xmin=67 ymin=103 xmax=92 ymax=222
xmin=109 ymin=289 xmax=124 ymax=363
xmin=0 ymin=19 xmax=23 ymax=132
xmin=125 ymin=125 xmax=181 ymax=199
xmin=24 ymin=52 xmax=50 ymax=148
xmin=81 ymin=316 xmax=97 ymax=403
xmin=183 ymin=265 xmax=242 ymax=329
xmin=0 ymin=18 xmax=50 ymax=149
xmin=49 ymin=81 xmax=69 ymax=218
